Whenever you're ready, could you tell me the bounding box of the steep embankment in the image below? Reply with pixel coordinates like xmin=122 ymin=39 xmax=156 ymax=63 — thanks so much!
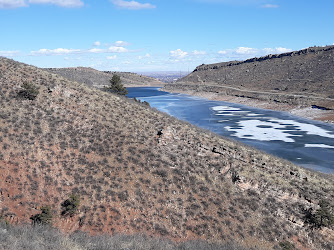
xmin=45 ymin=67 xmax=164 ymax=88
xmin=0 ymin=57 xmax=333 ymax=249
xmin=164 ymin=46 xmax=334 ymax=117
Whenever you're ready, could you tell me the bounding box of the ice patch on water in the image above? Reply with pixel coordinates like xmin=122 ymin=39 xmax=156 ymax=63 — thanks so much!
xmin=225 ymin=120 xmax=301 ymax=142
xmin=305 ymin=144 xmax=334 ymax=149
xmin=268 ymin=119 xmax=334 ymax=139
xmin=226 ymin=117 xmax=334 ymax=143
xmin=215 ymin=113 xmax=237 ymax=116
xmin=212 ymin=106 xmax=241 ymax=111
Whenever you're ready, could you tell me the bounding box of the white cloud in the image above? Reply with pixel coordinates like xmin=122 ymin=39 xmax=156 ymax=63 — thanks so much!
xmin=30 ymin=48 xmax=81 ymax=55
xmin=217 ymin=46 xmax=292 ymax=61
xmin=28 ymin=0 xmax=84 ymax=7
xmin=0 ymin=50 xmax=20 ymax=57
xmin=0 ymin=0 xmax=26 ymax=8
xmin=93 ymin=41 xmax=101 ymax=46
xmin=193 ymin=50 xmax=206 ymax=55
xmin=138 ymin=53 xmax=150 ymax=59
xmin=274 ymin=47 xmax=292 ymax=53
xmin=114 ymin=41 xmax=130 ymax=47
xmin=235 ymin=47 xmax=257 ymax=55
xmin=195 ymin=0 xmax=271 ymax=6
xmin=263 ymin=47 xmax=292 ymax=54
xmin=107 ymin=55 xmax=117 ymax=60
xmin=30 ymin=44 xmax=132 ymax=56
xmin=111 ymin=0 xmax=155 ymax=10
xmin=170 ymin=49 xmax=188 ymax=59
xmin=261 ymin=4 xmax=279 ymax=8
xmin=88 ymin=48 xmax=104 ymax=53
xmin=0 ymin=0 xmax=83 ymax=8
xmin=108 ymin=46 xmax=128 ymax=53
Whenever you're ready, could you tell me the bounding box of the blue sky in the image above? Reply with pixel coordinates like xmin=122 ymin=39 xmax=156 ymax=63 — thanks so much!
xmin=1 ymin=0 xmax=334 ymax=72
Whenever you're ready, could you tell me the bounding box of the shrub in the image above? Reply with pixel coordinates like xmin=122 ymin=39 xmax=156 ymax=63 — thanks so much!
xmin=61 ymin=194 xmax=80 ymax=217
xmin=231 ymin=170 xmax=240 ymax=183
xmin=17 ymin=82 xmax=39 ymax=100
xmin=279 ymin=241 xmax=295 ymax=250
xmin=304 ymin=199 xmax=334 ymax=228
xmin=30 ymin=205 xmax=53 ymax=225
xmin=133 ymin=97 xmax=150 ymax=106
xmin=0 ymin=213 xmax=9 ymax=226
xmin=152 ymin=168 xmax=168 ymax=178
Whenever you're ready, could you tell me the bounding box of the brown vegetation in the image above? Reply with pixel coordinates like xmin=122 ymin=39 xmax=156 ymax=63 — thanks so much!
xmin=0 ymin=57 xmax=333 ymax=249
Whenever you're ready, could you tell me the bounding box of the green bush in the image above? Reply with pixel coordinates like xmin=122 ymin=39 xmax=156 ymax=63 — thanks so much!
xmin=61 ymin=194 xmax=80 ymax=217
xmin=0 ymin=214 xmax=9 ymax=226
xmin=30 ymin=205 xmax=53 ymax=225
xmin=279 ymin=241 xmax=295 ymax=250
xmin=133 ymin=97 xmax=150 ymax=107
xmin=304 ymin=199 xmax=334 ymax=228
xmin=18 ymin=82 xmax=39 ymax=100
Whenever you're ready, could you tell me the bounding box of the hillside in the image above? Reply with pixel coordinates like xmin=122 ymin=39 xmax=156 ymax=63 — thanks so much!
xmin=0 ymin=57 xmax=333 ymax=249
xmin=164 ymin=45 xmax=334 ymax=110
xmin=45 ymin=67 xmax=164 ymax=88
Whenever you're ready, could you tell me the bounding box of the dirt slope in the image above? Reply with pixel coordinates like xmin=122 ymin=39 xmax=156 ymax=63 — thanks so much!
xmin=0 ymin=57 xmax=333 ymax=249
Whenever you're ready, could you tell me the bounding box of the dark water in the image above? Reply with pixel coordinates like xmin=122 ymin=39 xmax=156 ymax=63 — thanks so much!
xmin=127 ymin=87 xmax=334 ymax=173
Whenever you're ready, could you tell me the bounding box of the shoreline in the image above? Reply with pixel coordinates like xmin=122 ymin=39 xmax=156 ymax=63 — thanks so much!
xmin=124 ymin=84 xmax=165 ymax=88
xmin=162 ymin=88 xmax=334 ymax=124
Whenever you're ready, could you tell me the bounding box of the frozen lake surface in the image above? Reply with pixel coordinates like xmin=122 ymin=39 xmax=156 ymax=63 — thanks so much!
xmin=127 ymin=87 xmax=334 ymax=173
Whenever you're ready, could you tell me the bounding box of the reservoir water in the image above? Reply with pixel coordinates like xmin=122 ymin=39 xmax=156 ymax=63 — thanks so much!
xmin=127 ymin=87 xmax=334 ymax=174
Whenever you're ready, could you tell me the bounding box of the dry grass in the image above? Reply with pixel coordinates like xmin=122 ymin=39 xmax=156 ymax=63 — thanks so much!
xmin=0 ymin=57 xmax=333 ymax=250
xmin=0 ymin=222 xmax=245 ymax=250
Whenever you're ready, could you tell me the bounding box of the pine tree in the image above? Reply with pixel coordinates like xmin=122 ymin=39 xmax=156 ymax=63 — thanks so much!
xmin=106 ymin=74 xmax=128 ymax=95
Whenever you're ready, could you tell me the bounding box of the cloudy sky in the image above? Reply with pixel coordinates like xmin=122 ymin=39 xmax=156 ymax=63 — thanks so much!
xmin=0 ymin=0 xmax=333 ymax=72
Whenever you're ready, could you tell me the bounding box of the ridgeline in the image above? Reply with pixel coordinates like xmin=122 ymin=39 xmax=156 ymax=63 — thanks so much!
xmin=45 ymin=67 xmax=164 ymax=88
xmin=164 ymin=45 xmax=334 ymax=110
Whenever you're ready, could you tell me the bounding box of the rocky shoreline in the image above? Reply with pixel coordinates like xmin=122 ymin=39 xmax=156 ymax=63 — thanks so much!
xmin=162 ymin=87 xmax=334 ymax=124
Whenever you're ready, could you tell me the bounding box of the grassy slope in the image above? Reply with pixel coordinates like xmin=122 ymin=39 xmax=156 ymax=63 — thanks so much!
xmin=0 ymin=57 xmax=333 ymax=249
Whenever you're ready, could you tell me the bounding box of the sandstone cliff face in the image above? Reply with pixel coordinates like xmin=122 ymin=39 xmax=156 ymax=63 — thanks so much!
xmin=168 ymin=46 xmax=334 ymax=109
xmin=0 ymin=57 xmax=333 ymax=249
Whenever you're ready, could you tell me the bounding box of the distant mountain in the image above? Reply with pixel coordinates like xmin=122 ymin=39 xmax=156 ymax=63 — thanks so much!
xmin=139 ymin=71 xmax=189 ymax=83
xmin=165 ymin=45 xmax=334 ymax=109
xmin=0 ymin=57 xmax=333 ymax=250
xmin=45 ymin=67 xmax=164 ymax=88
